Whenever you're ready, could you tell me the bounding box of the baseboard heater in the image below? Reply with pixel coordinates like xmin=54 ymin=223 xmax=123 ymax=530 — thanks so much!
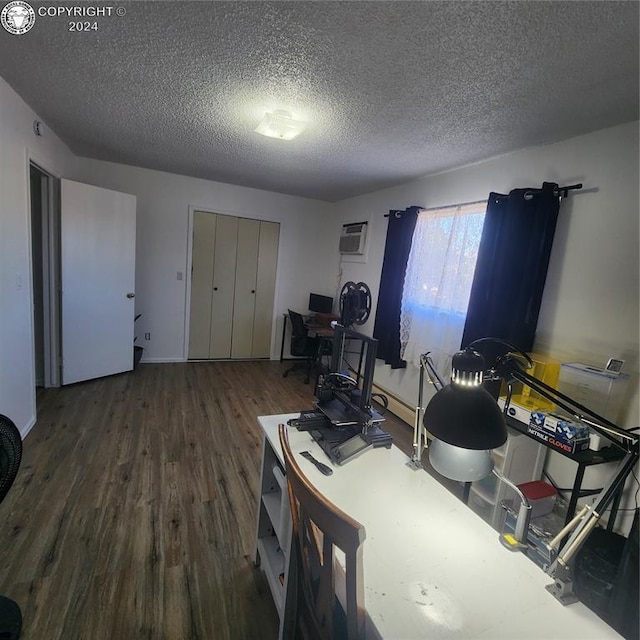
xmin=371 ymin=382 xmax=415 ymax=427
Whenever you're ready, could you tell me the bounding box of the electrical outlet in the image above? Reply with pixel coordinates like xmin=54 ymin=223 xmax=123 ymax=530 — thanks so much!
xmin=144 ymin=333 xmax=151 ymax=340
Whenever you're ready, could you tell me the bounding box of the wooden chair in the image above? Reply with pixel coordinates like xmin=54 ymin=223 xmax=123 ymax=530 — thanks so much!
xmin=278 ymin=424 xmax=366 ymax=640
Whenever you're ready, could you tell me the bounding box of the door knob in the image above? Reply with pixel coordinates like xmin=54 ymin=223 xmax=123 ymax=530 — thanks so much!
xmin=127 ymin=292 xmax=135 ymax=298
xmin=251 ymin=289 xmax=255 ymax=293
xmin=213 ymin=287 xmax=218 ymax=291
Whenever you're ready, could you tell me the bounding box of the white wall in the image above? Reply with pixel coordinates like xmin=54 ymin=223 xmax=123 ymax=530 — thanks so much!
xmin=0 ymin=76 xmax=75 ymax=435
xmin=331 ymin=122 xmax=639 ymax=532
xmin=72 ymin=159 xmax=333 ymax=362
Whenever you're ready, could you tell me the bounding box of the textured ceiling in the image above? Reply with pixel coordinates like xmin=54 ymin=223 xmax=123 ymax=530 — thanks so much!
xmin=0 ymin=1 xmax=638 ymax=202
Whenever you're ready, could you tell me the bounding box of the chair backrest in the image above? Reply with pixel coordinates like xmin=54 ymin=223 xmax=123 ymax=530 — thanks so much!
xmin=0 ymin=415 xmax=23 ymax=504
xmin=288 ymin=309 xmax=310 ymax=356
xmin=279 ymin=424 xmax=366 ymax=640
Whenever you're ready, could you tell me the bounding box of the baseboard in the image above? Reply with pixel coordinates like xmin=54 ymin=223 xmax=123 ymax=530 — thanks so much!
xmin=371 ymin=382 xmax=415 ymax=427
xmin=21 ymin=414 xmax=36 ymax=440
xmin=139 ymin=357 xmax=186 ymax=363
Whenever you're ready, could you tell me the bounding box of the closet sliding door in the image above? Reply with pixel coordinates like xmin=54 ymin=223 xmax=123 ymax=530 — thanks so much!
xmin=231 ymin=218 xmax=260 ymax=358
xmin=188 ymin=212 xmax=217 ymax=359
xmin=188 ymin=212 xmax=279 ymax=360
xmin=252 ymin=221 xmax=279 ymax=357
xmin=210 ymin=215 xmax=238 ymax=358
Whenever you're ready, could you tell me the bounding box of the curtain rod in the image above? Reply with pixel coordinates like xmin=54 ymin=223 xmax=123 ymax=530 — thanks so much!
xmin=384 ymin=199 xmax=486 ymax=217
xmin=383 ymin=184 xmax=583 ymax=217
xmin=542 ymin=183 xmax=583 ymax=198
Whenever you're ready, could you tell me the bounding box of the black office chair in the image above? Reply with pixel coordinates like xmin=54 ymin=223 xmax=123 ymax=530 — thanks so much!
xmin=0 ymin=414 xmax=23 ymax=640
xmin=283 ymin=310 xmax=321 ymax=384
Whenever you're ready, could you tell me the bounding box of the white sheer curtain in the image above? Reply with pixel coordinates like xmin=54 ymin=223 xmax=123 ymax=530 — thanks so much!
xmin=400 ymin=202 xmax=486 ymax=374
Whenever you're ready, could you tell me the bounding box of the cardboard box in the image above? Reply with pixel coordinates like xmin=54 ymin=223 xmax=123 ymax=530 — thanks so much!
xmin=528 ymin=411 xmax=590 ymax=454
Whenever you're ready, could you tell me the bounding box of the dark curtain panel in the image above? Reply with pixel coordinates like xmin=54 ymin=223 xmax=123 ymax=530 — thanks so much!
xmin=461 ymin=182 xmax=560 ymax=363
xmin=373 ymin=206 xmax=420 ymax=368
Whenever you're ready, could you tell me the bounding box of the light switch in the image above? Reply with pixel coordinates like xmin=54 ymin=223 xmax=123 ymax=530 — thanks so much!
xmin=177 ymin=271 xmax=183 ymax=281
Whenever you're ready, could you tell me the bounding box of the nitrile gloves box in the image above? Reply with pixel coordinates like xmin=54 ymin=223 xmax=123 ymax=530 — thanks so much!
xmin=528 ymin=411 xmax=590 ymax=454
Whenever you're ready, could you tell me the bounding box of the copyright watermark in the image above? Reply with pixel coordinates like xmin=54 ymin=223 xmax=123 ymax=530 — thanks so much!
xmin=37 ymin=5 xmax=125 ymax=17
xmin=1 ymin=1 xmax=127 ymax=34
xmin=1 ymin=1 xmax=35 ymax=35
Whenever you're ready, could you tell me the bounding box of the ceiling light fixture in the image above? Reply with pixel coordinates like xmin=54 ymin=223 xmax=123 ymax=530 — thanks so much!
xmin=255 ymin=109 xmax=306 ymax=141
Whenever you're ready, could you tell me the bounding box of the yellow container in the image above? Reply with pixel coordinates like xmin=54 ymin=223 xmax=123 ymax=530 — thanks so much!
xmin=500 ymin=353 xmax=560 ymax=412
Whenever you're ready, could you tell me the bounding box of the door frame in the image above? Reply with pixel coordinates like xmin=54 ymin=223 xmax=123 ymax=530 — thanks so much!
xmin=27 ymin=150 xmax=61 ymax=389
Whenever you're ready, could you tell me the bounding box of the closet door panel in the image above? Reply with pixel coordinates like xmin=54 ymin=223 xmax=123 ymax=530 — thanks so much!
xmin=252 ymin=221 xmax=280 ymax=358
xmin=188 ymin=212 xmax=215 ymax=358
xmin=210 ymin=215 xmax=238 ymax=358
xmin=231 ymin=218 xmax=260 ymax=358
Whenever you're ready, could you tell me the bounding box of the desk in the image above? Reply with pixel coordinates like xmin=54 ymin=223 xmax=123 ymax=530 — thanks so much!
xmin=255 ymin=414 xmax=619 ymax=639
xmin=279 ymin=312 xmax=337 ymax=361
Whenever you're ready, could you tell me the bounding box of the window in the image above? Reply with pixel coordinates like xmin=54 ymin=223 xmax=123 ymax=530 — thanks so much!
xmin=400 ymin=201 xmax=486 ymax=372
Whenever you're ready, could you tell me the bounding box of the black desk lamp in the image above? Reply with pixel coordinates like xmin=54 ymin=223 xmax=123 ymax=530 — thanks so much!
xmin=423 ymin=338 xmax=639 ymax=604
xmin=413 ymin=350 xmax=532 ymax=551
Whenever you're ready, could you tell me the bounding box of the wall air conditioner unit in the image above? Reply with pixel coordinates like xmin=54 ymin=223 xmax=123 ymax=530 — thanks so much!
xmin=339 ymin=221 xmax=368 ymax=255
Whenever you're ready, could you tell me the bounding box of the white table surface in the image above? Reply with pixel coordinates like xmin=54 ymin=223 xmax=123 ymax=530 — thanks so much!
xmin=259 ymin=414 xmax=620 ymax=640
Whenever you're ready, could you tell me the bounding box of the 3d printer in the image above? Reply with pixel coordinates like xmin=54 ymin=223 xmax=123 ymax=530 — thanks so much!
xmin=290 ymin=325 xmax=392 ymax=465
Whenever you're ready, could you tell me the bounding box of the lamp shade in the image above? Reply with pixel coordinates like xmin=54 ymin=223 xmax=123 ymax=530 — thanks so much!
xmin=424 ymin=384 xmax=507 ymax=449
xmin=428 ymin=439 xmax=494 ymax=482
xmin=423 ymin=347 xmax=507 ymax=450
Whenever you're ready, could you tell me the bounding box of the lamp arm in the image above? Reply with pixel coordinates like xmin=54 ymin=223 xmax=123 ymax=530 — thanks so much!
xmin=493 ymin=469 xmax=532 ymax=550
xmin=409 ymin=353 xmax=444 ymax=468
xmin=469 ymin=337 xmax=534 ymax=370
xmin=423 ymin=353 xmax=445 ymax=390
xmin=557 ymin=450 xmax=638 ymax=560
xmin=548 ymin=504 xmax=591 ymax=549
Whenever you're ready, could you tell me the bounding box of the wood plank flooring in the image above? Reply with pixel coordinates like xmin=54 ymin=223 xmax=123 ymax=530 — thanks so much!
xmin=0 ymin=361 xmax=421 ymax=640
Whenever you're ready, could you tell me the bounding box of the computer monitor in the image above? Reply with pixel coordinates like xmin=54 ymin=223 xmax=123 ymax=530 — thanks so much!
xmin=308 ymin=292 xmax=333 ymax=314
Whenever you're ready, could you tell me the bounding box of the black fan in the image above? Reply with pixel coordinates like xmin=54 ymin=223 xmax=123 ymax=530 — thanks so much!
xmin=0 ymin=414 xmax=23 ymax=640
xmin=339 ymin=281 xmax=372 ymax=327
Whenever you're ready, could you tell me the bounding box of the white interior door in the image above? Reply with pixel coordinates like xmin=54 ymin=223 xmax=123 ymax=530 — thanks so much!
xmin=61 ymin=179 xmax=136 ymax=385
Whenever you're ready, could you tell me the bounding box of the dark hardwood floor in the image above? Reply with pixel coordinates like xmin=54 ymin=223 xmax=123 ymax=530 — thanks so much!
xmin=0 ymin=361 xmax=419 ymax=640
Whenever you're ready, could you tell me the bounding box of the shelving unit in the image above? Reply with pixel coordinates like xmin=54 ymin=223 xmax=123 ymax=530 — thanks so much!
xmin=468 ymin=427 xmax=547 ymax=531
xmin=254 ymin=430 xmax=291 ymax=621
